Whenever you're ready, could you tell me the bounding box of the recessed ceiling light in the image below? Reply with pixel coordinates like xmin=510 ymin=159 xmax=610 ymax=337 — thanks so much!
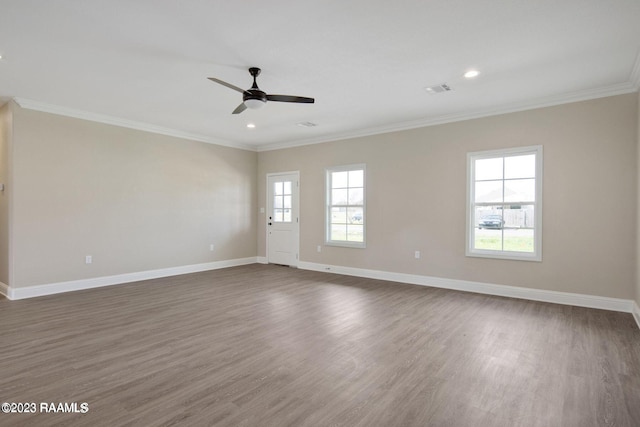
xmin=464 ymin=70 xmax=480 ymax=79
xmin=246 ymin=123 xmax=256 ymax=129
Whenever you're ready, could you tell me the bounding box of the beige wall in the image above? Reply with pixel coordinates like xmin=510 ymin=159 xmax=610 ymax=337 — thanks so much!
xmin=258 ymin=93 xmax=638 ymax=300
xmin=10 ymin=106 xmax=257 ymax=288
xmin=637 ymin=90 xmax=640 ymax=308
xmin=0 ymin=103 xmax=12 ymax=285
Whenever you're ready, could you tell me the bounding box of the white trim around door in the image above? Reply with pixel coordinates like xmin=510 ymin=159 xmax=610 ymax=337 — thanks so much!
xmin=266 ymin=171 xmax=300 ymax=267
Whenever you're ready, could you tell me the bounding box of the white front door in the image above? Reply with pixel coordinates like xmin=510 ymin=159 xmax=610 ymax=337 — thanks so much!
xmin=267 ymin=172 xmax=299 ymax=266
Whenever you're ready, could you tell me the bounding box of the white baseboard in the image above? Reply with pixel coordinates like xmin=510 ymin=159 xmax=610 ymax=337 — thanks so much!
xmin=256 ymin=256 xmax=268 ymax=264
xmin=3 ymin=258 xmax=639 ymax=332
xmin=1 ymin=257 xmax=258 ymax=300
xmin=298 ymin=261 xmax=636 ymax=315
xmin=633 ymin=301 xmax=640 ymax=330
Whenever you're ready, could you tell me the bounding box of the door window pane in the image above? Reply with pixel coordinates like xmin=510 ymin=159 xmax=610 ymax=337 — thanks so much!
xmin=273 ymin=180 xmax=293 ymax=223
xmin=283 ymin=195 xmax=292 ymax=209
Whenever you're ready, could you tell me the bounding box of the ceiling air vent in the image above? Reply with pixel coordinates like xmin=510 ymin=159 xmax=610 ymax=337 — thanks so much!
xmin=424 ymin=83 xmax=452 ymax=94
xmin=297 ymin=121 xmax=317 ymax=127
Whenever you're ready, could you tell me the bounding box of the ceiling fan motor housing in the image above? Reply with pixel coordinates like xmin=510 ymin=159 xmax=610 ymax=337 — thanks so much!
xmin=243 ymin=89 xmax=267 ymax=108
xmin=244 ymin=67 xmax=267 ymax=108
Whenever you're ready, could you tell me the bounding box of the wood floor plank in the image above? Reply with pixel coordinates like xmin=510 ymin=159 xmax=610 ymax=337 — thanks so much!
xmin=1 ymin=264 xmax=639 ymax=426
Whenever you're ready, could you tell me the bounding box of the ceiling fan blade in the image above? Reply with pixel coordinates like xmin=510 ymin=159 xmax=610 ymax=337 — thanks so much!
xmin=266 ymin=94 xmax=315 ymax=104
xmin=208 ymin=77 xmax=246 ymax=94
xmin=232 ymin=103 xmax=247 ymax=114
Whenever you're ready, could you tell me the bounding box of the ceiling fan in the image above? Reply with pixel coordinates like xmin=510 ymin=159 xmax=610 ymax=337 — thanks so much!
xmin=208 ymin=67 xmax=315 ymax=114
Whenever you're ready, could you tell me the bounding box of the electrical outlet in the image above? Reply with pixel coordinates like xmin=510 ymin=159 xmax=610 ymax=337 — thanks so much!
xmin=317 ymin=245 xmax=322 ymax=253
xmin=414 ymin=251 xmax=421 ymax=259
xmin=210 ymin=244 xmax=215 ymax=251
xmin=85 ymin=255 xmax=92 ymax=264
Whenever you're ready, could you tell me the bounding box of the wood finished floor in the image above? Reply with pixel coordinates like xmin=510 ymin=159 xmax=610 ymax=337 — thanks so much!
xmin=1 ymin=264 xmax=639 ymax=427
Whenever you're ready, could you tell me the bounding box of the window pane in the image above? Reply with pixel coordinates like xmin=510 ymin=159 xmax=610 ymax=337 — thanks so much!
xmin=475 ymin=158 xmax=503 ymax=181
xmin=283 ymin=181 xmax=292 ymax=195
xmin=503 ymin=228 xmax=534 ymax=252
xmin=283 ymin=195 xmax=292 ymax=209
xmin=273 ymin=209 xmax=284 ymax=222
xmin=274 ymin=182 xmax=283 ymax=195
xmin=473 ymin=205 xmax=535 ymax=253
xmin=475 ymin=228 xmax=503 ymax=251
xmin=505 ymin=154 xmax=535 ymax=179
xmin=475 ymin=206 xmax=503 ymax=229
xmin=475 ymin=180 xmax=503 ymax=203
xmin=349 ymin=170 xmax=364 ymax=187
xmin=347 ymin=224 xmax=364 ymax=242
xmin=503 ymin=205 xmax=535 ymax=229
xmin=331 ymin=224 xmax=347 ymax=241
xmin=283 ymin=209 xmax=292 ymax=223
xmin=274 ymin=195 xmax=283 ymax=209
xmin=348 ymin=208 xmax=363 ymax=224
xmin=474 ymin=203 xmax=503 ymax=251
xmin=348 ymin=188 xmax=364 ymax=205
xmin=332 ymin=189 xmax=348 ymax=205
xmin=504 ymin=179 xmax=535 ymax=202
xmin=332 ymin=171 xmax=348 ymax=188
xmin=331 ymin=207 xmax=347 ymax=224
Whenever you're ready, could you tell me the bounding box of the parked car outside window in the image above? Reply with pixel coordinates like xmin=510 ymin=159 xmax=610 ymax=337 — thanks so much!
xmin=479 ymin=215 xmax=504 ymax=229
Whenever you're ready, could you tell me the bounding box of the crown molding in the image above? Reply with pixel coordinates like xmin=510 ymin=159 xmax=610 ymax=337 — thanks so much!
xmin=257 ymin=81 xmax=638 ymax=152
xmin=12 ymin=75 xmax=639 ymax=155
xmin=12 ymin=98 xmax=256 ymax=152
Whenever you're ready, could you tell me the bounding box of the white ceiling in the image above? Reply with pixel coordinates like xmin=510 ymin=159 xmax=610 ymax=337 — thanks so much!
xmin=1 ymin=0 xmax=639 ymax=151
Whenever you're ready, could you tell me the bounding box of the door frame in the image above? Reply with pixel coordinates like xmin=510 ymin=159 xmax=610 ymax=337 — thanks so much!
xmin=266 ymin=171 xmax=300 ymax=267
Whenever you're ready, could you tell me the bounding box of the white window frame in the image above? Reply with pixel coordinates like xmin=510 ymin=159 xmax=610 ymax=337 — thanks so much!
xmin=325 ymin=164 xmax=366 ymax=248
xmin=466 ymin=145 xmax=543 ymax=262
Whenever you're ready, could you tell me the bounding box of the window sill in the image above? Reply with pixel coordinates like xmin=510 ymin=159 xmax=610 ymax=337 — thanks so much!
xmin=325 ymin=241 xmax=366 ymax=249
xmin=466 ymin=249 xmax=541 ymax=262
